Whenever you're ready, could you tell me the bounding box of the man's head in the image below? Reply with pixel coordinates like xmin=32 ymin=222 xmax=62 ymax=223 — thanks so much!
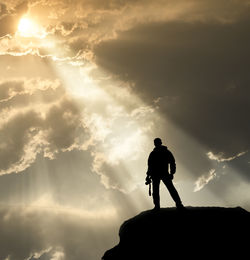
xmin=154 ymin=138 xmax=162 ymax=147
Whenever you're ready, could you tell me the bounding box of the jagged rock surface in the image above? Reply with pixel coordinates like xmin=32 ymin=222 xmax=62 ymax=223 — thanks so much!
xmin=102 ymin=207 xmax=250 ymax=260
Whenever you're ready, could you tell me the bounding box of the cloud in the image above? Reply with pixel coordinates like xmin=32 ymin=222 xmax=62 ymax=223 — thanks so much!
xmin=0 ymin=78 xmax=60 ymax=103
xmin=25 ymin=247 xmax=65 ymax=260
xmin=89 ymin=102 xmax=156 ymax=192
xmin=0 ymin=1 xmax=28 ymax=37
xmin=94 ymin=16 xmax=250 ymax=160
xmin=1 ymin=0 xmax=249 ymax=207
xmin=2 ymin=2 xmax=250 ymax=258
xmin=194 ymin=169 xmax=216 ymax=192
xmin=3 ymin=0 xmax=250 ymax=62
xmin=0 ymin=206 xmax=118 ymax=260
xmin=0 ymin=78 xmax=88 ymax=175
xmin=85 ymin=0 xmax=250 ymax=189
xmin=207 ymin=151 xmax=248 ymax=163
xmin=0 ymin=71 xmax=156 ymax=195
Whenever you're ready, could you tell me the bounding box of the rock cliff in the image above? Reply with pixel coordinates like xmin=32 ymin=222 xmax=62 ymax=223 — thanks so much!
xmin=102 ymin=207 xmax=250 ymax=260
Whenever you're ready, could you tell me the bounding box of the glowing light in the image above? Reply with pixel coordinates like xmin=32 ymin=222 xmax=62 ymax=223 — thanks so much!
xmin=17 ymin=17 xmax=46 ymax=38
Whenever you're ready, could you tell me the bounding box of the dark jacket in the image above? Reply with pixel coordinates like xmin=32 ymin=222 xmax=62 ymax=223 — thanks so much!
xmin=147 ymin=145 xmax=176 ymax=177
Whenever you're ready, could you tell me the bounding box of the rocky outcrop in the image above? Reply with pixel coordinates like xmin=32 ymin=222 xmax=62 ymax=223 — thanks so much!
xmin=102 ymin=207 xmax=250 ymax=260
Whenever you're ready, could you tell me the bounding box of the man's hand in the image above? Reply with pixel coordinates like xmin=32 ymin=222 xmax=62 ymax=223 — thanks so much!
xmin=169 ymin=173 xmax=174 ymax=180
xmin=145 ymin=175 xmax=151 ymax=185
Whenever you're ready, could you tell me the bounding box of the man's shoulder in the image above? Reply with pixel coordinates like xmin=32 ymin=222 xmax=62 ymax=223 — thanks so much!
xmin=160 ymin=146 xmax=175 ymax=158
xmin=160 ymin=145 xmax=170 ymax=152
xmin=152 ymin=145 xmax=171 ymax=153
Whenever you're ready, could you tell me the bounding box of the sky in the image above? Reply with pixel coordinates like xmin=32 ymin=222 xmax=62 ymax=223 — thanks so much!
xmin=0 ymin=0 xmax=250 ymax=259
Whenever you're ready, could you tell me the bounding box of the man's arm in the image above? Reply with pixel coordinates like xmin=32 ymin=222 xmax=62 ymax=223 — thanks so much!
xmin=145 ymin=152 xmax=153 ymax=185
xmin=147 ymin=152 xmax=153 ymax=176
xmin=168 ymin=151 xmax=176 ymax=175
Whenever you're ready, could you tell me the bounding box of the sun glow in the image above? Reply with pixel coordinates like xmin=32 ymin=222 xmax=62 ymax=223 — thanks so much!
xmin=17 ymin=17 xmax=46 ymax=38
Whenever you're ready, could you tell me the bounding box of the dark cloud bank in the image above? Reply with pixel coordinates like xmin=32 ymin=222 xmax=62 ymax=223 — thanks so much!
xmin=95 ymin=19 xmax=250 ymax=158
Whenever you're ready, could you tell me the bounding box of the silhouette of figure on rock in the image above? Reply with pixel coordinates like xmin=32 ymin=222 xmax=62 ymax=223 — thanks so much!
xmin=146 ymin=138 xmax=184 ymax=210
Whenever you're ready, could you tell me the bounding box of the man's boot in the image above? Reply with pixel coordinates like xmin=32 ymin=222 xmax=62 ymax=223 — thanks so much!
xmin=153 ymin=205 xmax=160 ymax=211
xmin=176 ymin=202 xmax=185 ymax=210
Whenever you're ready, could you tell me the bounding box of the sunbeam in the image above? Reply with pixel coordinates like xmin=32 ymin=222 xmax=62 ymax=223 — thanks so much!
xmin=1 ymin=1 xmax=250 ymax=259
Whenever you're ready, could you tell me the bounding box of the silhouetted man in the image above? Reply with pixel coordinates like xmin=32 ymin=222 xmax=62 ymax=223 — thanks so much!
xmin=146 ymin=138 xmax=184 ymax=210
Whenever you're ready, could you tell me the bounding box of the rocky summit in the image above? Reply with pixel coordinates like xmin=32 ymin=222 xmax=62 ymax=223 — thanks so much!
xmin=102 ymin=207 xmax=250 ymax=260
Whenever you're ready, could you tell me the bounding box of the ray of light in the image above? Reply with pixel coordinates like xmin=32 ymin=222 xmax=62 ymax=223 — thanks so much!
xmin=5 ymin=24 xmax=248 ymax=213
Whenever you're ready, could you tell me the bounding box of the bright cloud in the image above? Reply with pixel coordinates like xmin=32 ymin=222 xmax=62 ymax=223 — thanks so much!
xmin=207 ymin=151 xmax=248 ymax=163
xmin=0 ymin=77 xmax=88 ymax=175
xmin=194 ymin=169 xmax=216 ymax=192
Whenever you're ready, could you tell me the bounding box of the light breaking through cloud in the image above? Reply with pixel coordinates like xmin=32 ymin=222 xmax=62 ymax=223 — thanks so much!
xmin=0 ymin=0 xmax=250 ymax=259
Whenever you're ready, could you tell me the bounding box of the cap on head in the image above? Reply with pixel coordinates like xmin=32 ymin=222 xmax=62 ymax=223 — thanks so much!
xmin=154 ymin=138 xmax=162 ymax=147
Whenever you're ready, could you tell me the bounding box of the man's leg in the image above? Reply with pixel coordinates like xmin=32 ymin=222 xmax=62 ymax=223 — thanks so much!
xmin=152 ymin=178 xmax=161 ymax=209
xmin=162 ymin=176 xmax=183 ymax=207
